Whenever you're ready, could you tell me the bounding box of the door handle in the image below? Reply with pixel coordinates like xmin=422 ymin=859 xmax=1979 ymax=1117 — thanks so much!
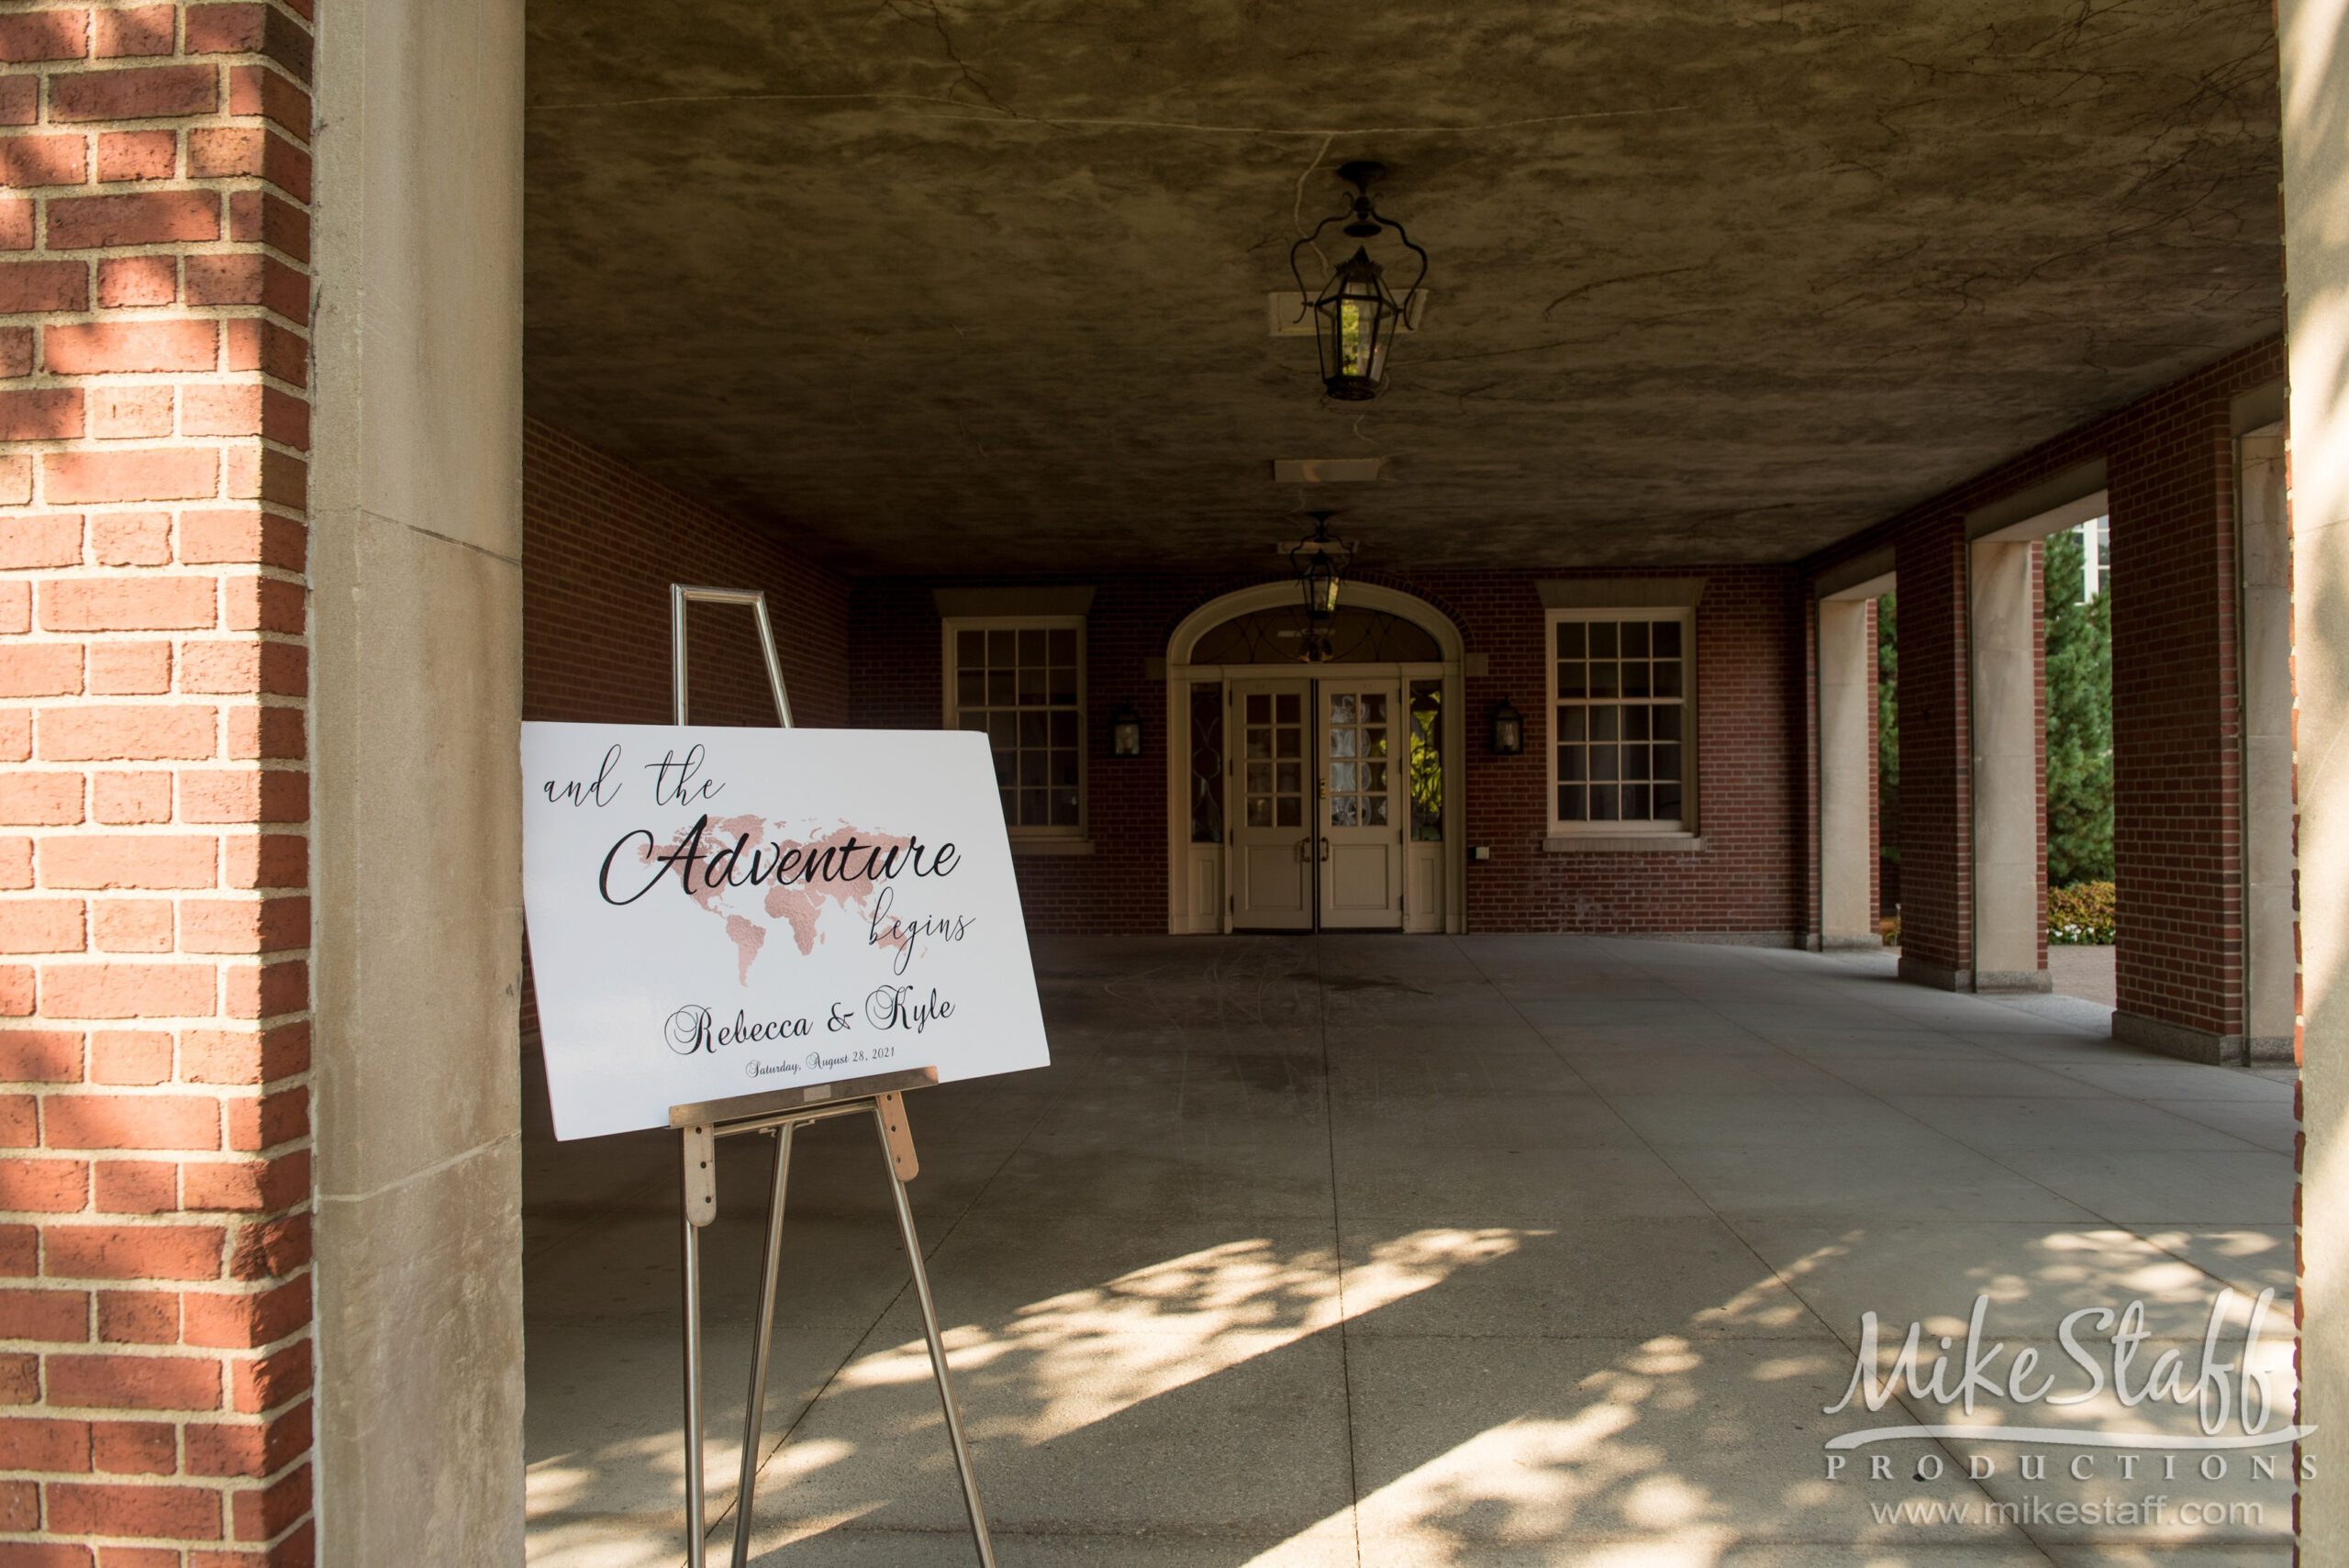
xmin=1297 ymin=839 xmax=1311 ymax=864
xmin=1319 ymin=838 xmax=1330 ymax=862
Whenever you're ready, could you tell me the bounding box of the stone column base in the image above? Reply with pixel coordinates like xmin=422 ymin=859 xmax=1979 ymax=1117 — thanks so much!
xmin=1897 ymin=958 xmax=2051 ymax=993
xmin=2112 ymin=1010 xmax=2297 ymax=1067
xmin=1898 ymin=956 xmax=1972 ymax=991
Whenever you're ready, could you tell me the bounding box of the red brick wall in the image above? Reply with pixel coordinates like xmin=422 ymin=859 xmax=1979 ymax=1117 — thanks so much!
xmin=1867 ymin=596 xmax=1881 ymax=928
xmin=850 ymin=566 xmax=1809 ymax=937
xmin=1805 ymin=335 xmax=2284 ymax=1028
xmin=521 ymin=419 xmax=849 ymax=729
xmin=0 ymin=5 xmax=317 ymax=1562
xmin=518 ymin=421 xmax=852 ymax=1050
xmin=1450 ymin=566 xmax=1806 ymax=937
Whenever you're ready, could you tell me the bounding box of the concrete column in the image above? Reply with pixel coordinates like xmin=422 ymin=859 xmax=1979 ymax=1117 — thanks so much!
xmin=2282 ymin=0 xmax=2348 ymax=1551
xmin=310 ymin=0 xmax=527 ymax=1560
xmin=2239 ymin=422 xmax=2297 ymax=1059
xmin=1968 ymin=539 xmax=2049 ymax=990
xmin=1818 ymin=596 xmax=1877 ymax=947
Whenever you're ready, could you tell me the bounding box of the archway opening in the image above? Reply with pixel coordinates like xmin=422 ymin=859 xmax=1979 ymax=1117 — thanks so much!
xmin=1164 ymin=585 xmax=1465 ymax=936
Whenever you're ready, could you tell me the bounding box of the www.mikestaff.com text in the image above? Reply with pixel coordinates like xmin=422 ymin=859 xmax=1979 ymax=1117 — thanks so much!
xmin=1868 ymin=1496 xmax=2262 ymax=1528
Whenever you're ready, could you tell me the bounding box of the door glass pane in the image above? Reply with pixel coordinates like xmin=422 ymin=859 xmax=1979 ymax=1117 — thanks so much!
xmin=1325 ymin=688 xmax=1394 ymax=834
xmin=1408 ymin=680 xmax=1442 ymax=841
xmin=1241 ymin=688 xmax=1308 ymax=839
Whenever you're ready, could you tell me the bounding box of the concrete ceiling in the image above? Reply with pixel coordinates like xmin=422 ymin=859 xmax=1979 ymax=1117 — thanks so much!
xmin=522 ymin=0 xmax=2283 ymax=575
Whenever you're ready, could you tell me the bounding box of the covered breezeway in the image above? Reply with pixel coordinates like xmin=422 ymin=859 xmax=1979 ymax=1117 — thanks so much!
xmin=522 ymin=937 xmax=2296 ymax=1565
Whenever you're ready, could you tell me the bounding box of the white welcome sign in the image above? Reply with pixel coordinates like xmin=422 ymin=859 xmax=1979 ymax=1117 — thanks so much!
xmin=520 ymin=723 xmax=1052 ymax=1140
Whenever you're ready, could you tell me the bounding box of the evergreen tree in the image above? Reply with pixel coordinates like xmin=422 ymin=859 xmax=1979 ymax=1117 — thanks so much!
xmin=2043 ymin=528 xmax=2113 ymax=884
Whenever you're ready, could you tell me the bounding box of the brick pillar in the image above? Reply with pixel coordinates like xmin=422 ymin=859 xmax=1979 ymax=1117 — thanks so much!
xmin=2108 ymin=377 xmax=2254 ymax=1062
xmin=0 ymin=5 xmax=315 ymax=1562
xmin=1891 ymin=516 xmax=1973 ymax=987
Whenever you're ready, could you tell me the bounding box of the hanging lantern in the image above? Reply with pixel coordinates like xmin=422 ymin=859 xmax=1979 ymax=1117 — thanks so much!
xmin=1108 ymin=702 xmax=1143 ymax=758
xmin=1284 ymin=512 xmax=1357 ymax=662
xmin=1490 ymin=697 xmax=1524 ymax=756
xmin=1288 ymin=161 xmax=1429 ymax=402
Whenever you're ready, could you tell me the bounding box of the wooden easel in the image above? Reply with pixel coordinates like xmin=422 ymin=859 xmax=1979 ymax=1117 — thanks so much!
xmin=666 ymin=584 xmax=996 ymax=1568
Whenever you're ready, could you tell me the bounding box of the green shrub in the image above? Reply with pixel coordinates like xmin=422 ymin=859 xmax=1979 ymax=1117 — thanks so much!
xmin=2048 ymin=881 xmax=2115 ymax=945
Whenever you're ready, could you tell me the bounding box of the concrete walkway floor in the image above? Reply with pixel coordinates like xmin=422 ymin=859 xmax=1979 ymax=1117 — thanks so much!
xmin=521 ymin=937 xmax=2299 ymax=1568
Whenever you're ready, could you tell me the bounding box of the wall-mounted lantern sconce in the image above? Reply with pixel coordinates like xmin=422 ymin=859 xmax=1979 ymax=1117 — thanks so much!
xmin=1287 ymin=161 xmax=1430 ymax=402
xmin=1109 ymin=702 xmax=1144 ymax=758
xmin=1490 ymin=697 xmax=1524 ymax=756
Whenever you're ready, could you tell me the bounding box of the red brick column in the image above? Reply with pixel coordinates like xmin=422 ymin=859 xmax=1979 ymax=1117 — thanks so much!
xmin=0 ymin=4 xmax=314 ymax=1562
xmin=1890 ymin=514 xmax=1974 ymax=986
xmin=2108 ymin=361 xmax=2267 ymax=1060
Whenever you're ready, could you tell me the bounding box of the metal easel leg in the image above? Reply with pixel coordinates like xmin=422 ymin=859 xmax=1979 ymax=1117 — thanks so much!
xmin=871 ymin=1105 xmax=997 ymax=1568
xmin=729 ymin=1125 xmax=792 ymax=1568
xmin=681 ymin=1154 xmax=709 ymax=1568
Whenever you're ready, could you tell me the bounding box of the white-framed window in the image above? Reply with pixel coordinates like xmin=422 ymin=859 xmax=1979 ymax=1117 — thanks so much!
xmin=941 ymin=615 xmax=1086 ymax=835
xmin=2078 ymin=514 xmax=2110 ymax=601
xmin=1546 ymin=607 xmax=1695 ymax=833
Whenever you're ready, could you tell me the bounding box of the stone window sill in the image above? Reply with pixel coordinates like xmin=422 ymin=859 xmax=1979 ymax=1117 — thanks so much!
xmin=1543 ymin=833 xmax=1708 ymax=853
xmin=1011 ymin=838 xmax=1096 ymax=856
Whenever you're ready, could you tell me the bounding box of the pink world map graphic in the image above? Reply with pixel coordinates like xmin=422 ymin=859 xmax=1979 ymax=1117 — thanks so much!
xmin=641 ymin=814 xmax=913 ymax=982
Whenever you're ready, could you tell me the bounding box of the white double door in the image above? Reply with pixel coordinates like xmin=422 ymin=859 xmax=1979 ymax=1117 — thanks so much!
xmin=1230 ymin=677 xmax=1405 ymax=930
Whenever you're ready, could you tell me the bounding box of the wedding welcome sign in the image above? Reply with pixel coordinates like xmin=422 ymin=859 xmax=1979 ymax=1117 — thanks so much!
xmin=520 ymin=723 xmax=1052 ymax=1140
